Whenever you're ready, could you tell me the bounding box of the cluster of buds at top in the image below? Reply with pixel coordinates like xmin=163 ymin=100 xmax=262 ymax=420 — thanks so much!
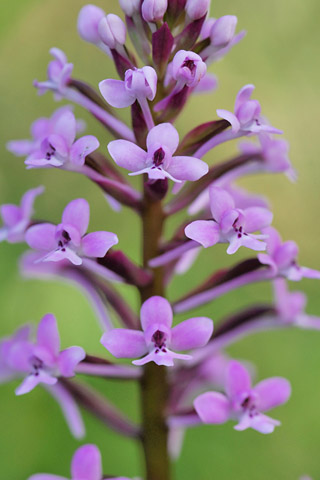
xmin=1 ymin=0 xmax=318 ymax=479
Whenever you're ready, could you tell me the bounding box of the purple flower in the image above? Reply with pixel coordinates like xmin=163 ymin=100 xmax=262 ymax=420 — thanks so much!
xmin=201 ymin=16 xmax=246 ymax=64
xmin=142 ymin=0 xmax=168 ymax=22
xmin=274 ymin=279 xmax=320 ymax=329
xmin=107 ymin=123 xmax=208 ymax=182
xmin=258 ymin=227 xmax=320 ymax=280
xmin=185 ymin=185 xmax=273 ymax=254
xmin=194 ymin=361 xmax=291 ymax=434
xmin=25 ymin=198 xmax=118 ymax=265
xmin=0 ymin=186 xmax=44 ymax=243
xmin=98 ymin=14 xmax=127 ymax=49
xmin=4 ymin=313 xmax=85 ymax=396
xmin=217 ymin=84 xmax=282 ymax=135
xmin=28 ymin=443 xmax=130 ymax=480
xmin=34 ymin=48 xmax=73 ymax=97
xmin=23 ymin=109 xmax=99 ymax=169
xmin=0 ymin=325 xmax=32 ymax=383
xmin=99 ymin=66 xmax=157 ymax=109
xmin=171 ymin=50 xmax=207 ymax=89
xmin=7 ymin=106 xmax=84 ymax=158
xmin=239 ymin=133 xmax=296 ymax=180
xmin=185 ymin=0 xmax=210 ymax=20
xmin=101 ymin=296 xmax=213 ymax=366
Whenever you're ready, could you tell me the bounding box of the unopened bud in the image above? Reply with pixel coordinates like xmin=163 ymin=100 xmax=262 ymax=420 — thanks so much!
xmin=141 ymin=0 xmax=168 ymax=22
xmin=119 ymin=0 xmax=140 ymax=17
xmin=77 ymin=4 xmax=105 ymax=44
xmin=210 ymin=15 xmax=237 ymax=47
xmin=185 ymin=0 xmax=210 ymax=20
xmin=98 ymin=14 xmax=126 ymax=48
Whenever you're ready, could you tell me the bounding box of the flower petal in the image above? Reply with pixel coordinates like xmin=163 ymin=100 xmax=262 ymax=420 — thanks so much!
xmin=235 ymin=84 xmax=255 ymax=112
xmin=52 ymin=109 xmax=76 ymax=147
xmin=166 ymin=156 xmax=208 ymax=181
xmin=99 ymin=79 xmax=135 ymax=108
xmin=71 ymin=444 xmax=102 ymax=480
xmin=147 ymin=123 xmax=179 ymax=154
xmin=1 ymin=204 xmax=23 ymax=227
xmin=185 ymin=220 xmax=220 ymax=248
xmin=194 ymin=391 xmax=231 ymax=424
xmin=26 ymin=223 xmax=57 ymax=251
xmin=108 ymin=139 xmax=147 ymax=172
xmin=216 ymin=109 xmax=240 ymax=132
xmin=62 ymin=198 xmax=90 ymax=237
xmin=140 ymin=296 xmax=173 ymax=332
xmin=21 ymin=186 xmax=45 ymax=219
xmin=226 ymin=361 xmax=251 ymax=400
xmin=274 ymin=241 xmax=298 ymax=269
xmin=28 ymin=475 xmax=68 ymax=480
xmin=101 ymin=329 xmax=147 ymax=358
xmin=58 ymin=346 xmax=86 ymax=377
xmin=171 ymin=317 xmax=213 ymax=351
xmin=37 ymin=313 xmax=60 ymax=358
xmin=82 ymin=231 xmax=118 ymax=258
xmin=209 ymin=186 xmax=235 ymax=222
xmin=15 ymin=372 xmax=57 ymax=395
xmin=243 ymin=207 xmax=273 ymax=233
xmin=253 ymin=377 xmax=291 ymax=412
xmin=70 ymin=135 xmax=100 ymax=166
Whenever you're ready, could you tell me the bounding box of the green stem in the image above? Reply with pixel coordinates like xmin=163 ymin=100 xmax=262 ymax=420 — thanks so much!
xmin=139 ymin=182 xmax=171 ymax=480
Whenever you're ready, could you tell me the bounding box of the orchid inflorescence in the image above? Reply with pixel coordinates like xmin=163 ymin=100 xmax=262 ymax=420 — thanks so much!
xmin=1 ymin=0 xmax=318 ymax=479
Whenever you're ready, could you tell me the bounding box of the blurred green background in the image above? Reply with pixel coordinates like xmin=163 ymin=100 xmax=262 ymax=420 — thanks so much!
xmin=1 ymin=0 xmax=320 ymax=478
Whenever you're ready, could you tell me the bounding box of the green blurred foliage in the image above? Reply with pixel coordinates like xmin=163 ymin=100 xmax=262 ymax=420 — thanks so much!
xmin=0 ymin=0 xmax=320 ymax=479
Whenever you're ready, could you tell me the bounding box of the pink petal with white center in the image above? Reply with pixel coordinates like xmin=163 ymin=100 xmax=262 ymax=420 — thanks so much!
xmin=194 ymin=391 xmax=231 ymax=424
xmin=227 ymin=233 xmax=266 ymax=255
xmin=71 ymin=444 xmax=102 ymax=480
xmin=226 ymin=361 xmax=252 ymax=400
xmin=185 ymin=220 xmax=220 ymax=248
xmin=82 ymin=231 xmax=118 ymax=258
xmin=243 ymin=207 xmax=273 ymax=233
xmin=58 ymin=346 xmax=86 ymax=377
xmin=62 ymin=198 xmax=90 ymax=237
xmin=42 ymin=247 xmax=83 ymax=266
xmin=216 ymin=109 xmax=240 ymax=133
xmin=171 ymin=317 xmax=213 ymax=351
xmin=209 ymin=186 xmax=235 ymax=222
xmin=53 ymin=109 xmax=76 ymax=147
xmin=70 ymin=135 xmax=100 ymax=166
xmin=108 ymin=139 xmax=147 ymax=172
xmin=237 ymin=412 xmax=280 ymax=434
xmin=133 ymin=349 xmax=191 ymax=367
xmin=26 ymin=223 xmax=57 ymax=251
xmin=37 ymin=313 xmax=60 ymax=358
xmin=147 ymin=123 xmax=179 ymax=155
xmin=140 ymin=296 xmax=173 ymax=332
xmin=99 ymin=79 xmax=135 ymax=108
xmin=101 ymin=329 xmax=147 ymax=359
xmin=166 ymin=156 xmax=209 ymax=181
xmin=253 ymin=377 xmax=291 ymax=412
xmin=15 ymin=371 xmax=57 ymax=395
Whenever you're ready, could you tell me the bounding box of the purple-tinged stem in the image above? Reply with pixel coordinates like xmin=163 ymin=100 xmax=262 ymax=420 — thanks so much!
xmin=149 ymin=240 xmax=198 ymax=268
xmin=195 ymin=129 xmax=244 ymax=159
xmin=165 ymin=153 xmax=262 ymax=215
xmin=65 ymin=87 xmax=135 ymax=141
xmin=173 ymin=267 xmax=274 ymax=313
xmin=139 ymin=97 xmax=155 ymax=130
xmin=61 ymin=378 xmax=140 ymax=438
xmin=76 ymin=362 xmax=142 ymax=379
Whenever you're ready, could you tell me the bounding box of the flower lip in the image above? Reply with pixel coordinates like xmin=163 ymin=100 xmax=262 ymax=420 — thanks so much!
xmin=153 ymin=147 xmax=166 ymax=167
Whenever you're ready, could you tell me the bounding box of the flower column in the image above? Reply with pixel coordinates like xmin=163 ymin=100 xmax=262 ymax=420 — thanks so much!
xmin=140 ymin=180 xmax=170 ymax=480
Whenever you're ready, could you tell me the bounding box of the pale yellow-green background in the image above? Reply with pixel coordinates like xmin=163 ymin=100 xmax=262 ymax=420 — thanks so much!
xmin=1 ymin=0 xmax=320 ymax=479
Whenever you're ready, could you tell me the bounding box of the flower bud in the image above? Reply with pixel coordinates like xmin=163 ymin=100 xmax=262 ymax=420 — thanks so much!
xmin=171 ymin=50 xmax=207 ymax=88
xmin=119 ymin=0 xmax=140 ymax=17
xmin=141 ymin=0 xmax=168 ymax=22
xmin=98 ymin=14 xmax=126 ymax=48
xmin=185 ymin=0 xmax=210 ymax=20
xmin=77 ymin=4 xmax=105 ymax=44
xmin=210 ymin=15 xmax=238 ymax=47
